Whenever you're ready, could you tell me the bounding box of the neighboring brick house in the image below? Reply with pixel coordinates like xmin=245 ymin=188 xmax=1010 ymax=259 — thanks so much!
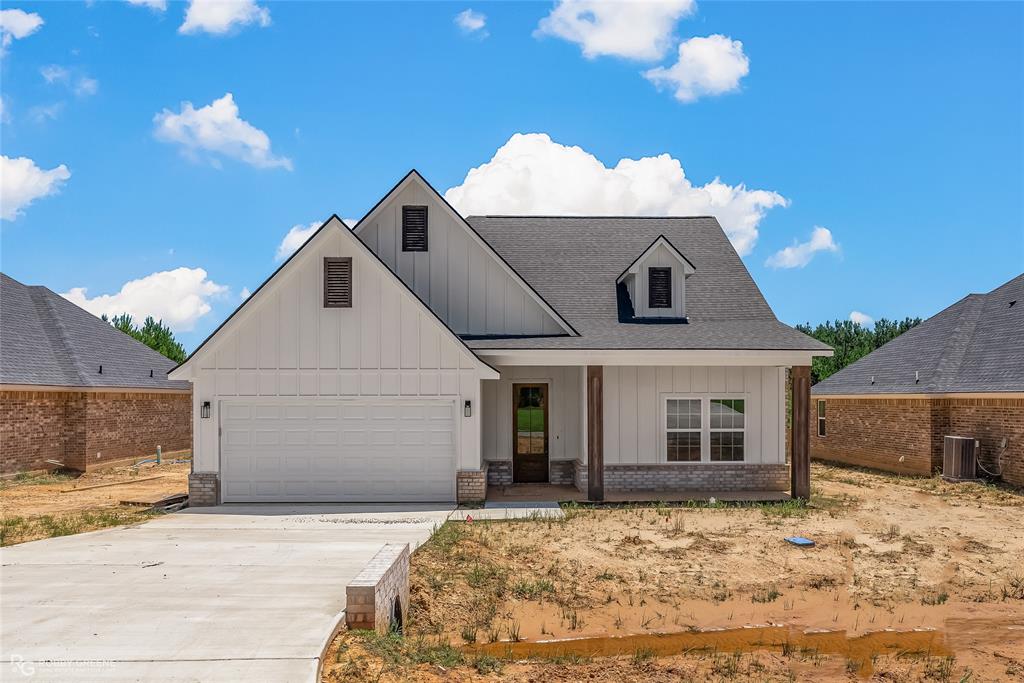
xmin=811 ymin=273 xmax=1023 ymax=488
xmin=0 ymin=273 xmax=192 ymax=474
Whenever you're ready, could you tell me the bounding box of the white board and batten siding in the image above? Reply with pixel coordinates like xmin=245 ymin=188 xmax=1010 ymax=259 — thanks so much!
xmin=187 ymin=222 xmax=488 ymax=501
xmin=603 ymin=366 xmax=786 ymax=465
xmin=356 ymin=180 xmax=565 ymax=337
xmin=481 ymin=366 xmax=583 ymax=463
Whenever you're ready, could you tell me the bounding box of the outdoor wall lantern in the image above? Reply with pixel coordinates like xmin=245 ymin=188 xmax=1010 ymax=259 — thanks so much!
xmin=201 ymin=401 xmax=211 ymax=419
xmin=464 ymin=400 xmax=472 ymax=418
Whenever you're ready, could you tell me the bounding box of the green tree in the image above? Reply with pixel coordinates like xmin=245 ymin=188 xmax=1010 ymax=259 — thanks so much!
xmin=101 ymin=313 xmax=187 ymax=363
xmin=796 ymin=317 xmax=921 ymax=384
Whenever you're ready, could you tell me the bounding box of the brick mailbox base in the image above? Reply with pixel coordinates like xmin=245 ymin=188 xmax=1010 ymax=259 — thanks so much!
xmin=346 ymin=543 xmax=411 ymax=634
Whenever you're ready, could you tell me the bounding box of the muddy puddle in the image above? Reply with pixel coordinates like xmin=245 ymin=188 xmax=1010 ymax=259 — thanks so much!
xmin=466 ymin=624 xmax=954 ymax=677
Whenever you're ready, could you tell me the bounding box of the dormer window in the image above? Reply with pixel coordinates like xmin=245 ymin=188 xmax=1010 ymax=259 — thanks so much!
xmin=616 ymin=235 xmax=695 ymax=322
xmin=402 ymin=205 xmax=428 ymax=252
xmin=648 ymin=267 xmax=672 ymax=308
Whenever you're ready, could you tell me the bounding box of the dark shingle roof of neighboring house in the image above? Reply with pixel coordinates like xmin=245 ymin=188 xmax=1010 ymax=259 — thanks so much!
xmin=463 ymin=216 xmax=829 ymax=351
xmin=813 ymin=272 xmax=1024 ymax=395
xmin=0 ymin=273 xmax=189 ymax=390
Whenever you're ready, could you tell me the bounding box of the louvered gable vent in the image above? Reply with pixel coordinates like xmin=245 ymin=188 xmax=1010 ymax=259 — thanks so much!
xmin=648 ymin=267 xmax=672 ymax=309
xmin=323 ymin=257 xmax=352 ymax=308
xmin=402 ymin=205 xmax=428 ymax=251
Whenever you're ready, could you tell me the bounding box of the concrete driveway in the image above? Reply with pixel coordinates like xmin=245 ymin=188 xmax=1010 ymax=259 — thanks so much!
xmin=0 ymin=504 xmax=455 ymax=682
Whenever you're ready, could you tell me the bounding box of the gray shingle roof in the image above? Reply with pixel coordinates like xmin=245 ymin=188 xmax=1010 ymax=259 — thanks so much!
xmin=813 ymin=273 xmax=1024 ymax=395
xmin=463 ymin=216 xmax=829 ymax=351
xmin=0 ymin=273 xmax=190 ymax=390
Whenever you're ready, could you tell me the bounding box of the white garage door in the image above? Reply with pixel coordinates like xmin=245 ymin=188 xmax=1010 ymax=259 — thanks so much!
xmin=220 ymin=399 xmax=457 ymax=502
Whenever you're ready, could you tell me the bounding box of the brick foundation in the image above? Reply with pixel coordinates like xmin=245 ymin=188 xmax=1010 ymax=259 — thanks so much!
xmin=811 ymin=396 xmax=1024 ymax=487
xmin=346 ymin=543 xmax=410 ymax=633
xmin=456 ymin=468 xmax=486 ymax=503
xmin=485 ymin=460 xmax=512 ymax=486
xmin=188 ymin=472 xmax=220 ymax=506
xmin=571 ymin=459 xmax=787 ymax=493
xmin=549 ymin=460 xmax=575 ymax=485
xmin=1 ymin=389 xmax=192 ymax=475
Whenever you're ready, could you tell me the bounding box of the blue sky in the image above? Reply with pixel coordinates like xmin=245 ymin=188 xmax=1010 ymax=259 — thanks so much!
xmin=1 ymin=0 xmax=1021 ymax=351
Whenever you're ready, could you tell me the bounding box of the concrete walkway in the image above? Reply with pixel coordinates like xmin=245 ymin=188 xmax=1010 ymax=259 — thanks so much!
xmin=0 ymin=504 xmax=454 ymax=682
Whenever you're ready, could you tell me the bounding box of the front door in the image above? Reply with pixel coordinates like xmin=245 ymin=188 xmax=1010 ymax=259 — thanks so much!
xmin=512 ymin=383 xmax=549 ymax=483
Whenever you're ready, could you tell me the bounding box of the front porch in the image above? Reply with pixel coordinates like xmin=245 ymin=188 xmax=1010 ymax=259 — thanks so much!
xmin=469 ymin=363 xmax=812 ymax=504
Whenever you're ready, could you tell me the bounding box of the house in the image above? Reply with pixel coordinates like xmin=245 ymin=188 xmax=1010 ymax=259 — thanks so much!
xmin=0 ymin=273 xmax=192 ymax=474
xmin=170 ymin=171 xmax=832 ymax=505
xmin=811 ymin=273 xmax=1023 ymax=488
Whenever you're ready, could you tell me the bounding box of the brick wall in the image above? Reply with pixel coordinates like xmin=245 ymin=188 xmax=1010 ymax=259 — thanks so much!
xmin=456 ymin=468 xmax=486 ymax=503
xmin=809 ymin=397 xmax=937 ymax=475
xmin=811 ymin=396 xmax=1024 ymax=487
xmin=346 ymin=543 xmax=411 ymax=634
xmin=944 ymin=398 xmax=1024 ymax=488
xmin=571 ymin=459 xmax=787 ymax=493
xmin=1 ymin=389 xmax=192 ymax=475
xmin=485 ymin=460 xmax=512 ymax=486
xmin=188 ymin=472 xmax=219 ymax=506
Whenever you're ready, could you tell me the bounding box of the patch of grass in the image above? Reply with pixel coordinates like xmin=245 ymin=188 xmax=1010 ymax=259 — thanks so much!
xmin=751 ymin=585 xmax=782 ymax=603
xmin=759 ymin=498 xmax=809 ymax=519
xmin=512 ymin=578 xmax=554 ymax=600
xmin=6 ymin=470 xmax=76 ymax=487
xmin=921 ymin=590 xmax=949 ymax=606
xmin=465 ymin=562 xmax=505 ymax=589
xmin=473 ymin=654 xmax=502 ymax=674
xmin=631 ymin=647 xmax=656 ymax=666
xmin=353 ymin=630 xmax=464 ymax=669
xmin=1 ymin=508 xmax=162 ymax=546
xmin=1002 ymin=574 xmax=1024 ymax=600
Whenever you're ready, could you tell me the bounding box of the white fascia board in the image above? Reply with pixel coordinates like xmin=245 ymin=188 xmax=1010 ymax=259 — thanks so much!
xmin=352 ymin=170 xmax=578 ymax=337
xmin=617 ymin=235 xmax=696 ymax=283
xmin=474 ymin=348 xmax=830 ymax=367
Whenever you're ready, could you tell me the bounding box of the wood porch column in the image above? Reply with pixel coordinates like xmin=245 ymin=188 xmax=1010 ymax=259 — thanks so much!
xmin=791 ymin=365 xmax=811 ymax=500
xmin=586 ymin=365 xmax=604 ymax=502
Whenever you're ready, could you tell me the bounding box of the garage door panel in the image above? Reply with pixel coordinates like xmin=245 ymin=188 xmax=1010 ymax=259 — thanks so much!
xmin=220 ymin=399 xmax=456 ymax=502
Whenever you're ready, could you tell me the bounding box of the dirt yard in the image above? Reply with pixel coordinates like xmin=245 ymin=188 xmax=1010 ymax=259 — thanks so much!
xmin=0 ymin=457 xmax=190 ymax=545
xmin=323 ymin=464 xmax=1024 ymax=682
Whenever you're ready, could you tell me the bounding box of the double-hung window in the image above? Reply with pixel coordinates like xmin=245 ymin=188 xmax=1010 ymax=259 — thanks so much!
xmin=709 ymin=398 xmax=745 ymax=461
xmin=664 ymin=397 xmax=746 ymax=462
xmin=665 ymin=398 xmax=701 ymax=462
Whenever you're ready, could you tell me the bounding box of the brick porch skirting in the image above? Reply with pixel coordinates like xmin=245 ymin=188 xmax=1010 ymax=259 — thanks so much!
xmin=485 ymin=460 xmax=512 ymax=486
xmin=573 ymin=460 xmax=788 ymax=493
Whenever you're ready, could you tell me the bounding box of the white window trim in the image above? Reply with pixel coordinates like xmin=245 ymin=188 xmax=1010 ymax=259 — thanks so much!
xmin=817 ymin=399 xmax=826 ymax=438
xmin=661 ymin=394 xmax=749 ymax=464
xmin=708 ymin=396 xmax=747 ymax=463
xmin=664 ymin=395 xmax=702 ymax=463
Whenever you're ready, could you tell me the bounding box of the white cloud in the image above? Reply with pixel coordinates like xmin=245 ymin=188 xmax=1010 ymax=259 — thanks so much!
xmin=126 ymin=0 xmax=167 ymax=11
xmin=644 ymin=34 xmax=749 ymax=103
xmin=239 ymin=286 xmax=251 ymax=301
xmin=41 ymin=66 xmax=98 ymax=97
xmin=455 ymin=9 xmax=487 ymax=38
xmin=61 ymin=267 xmax=228 ymax=332
xmin=535 ymin=0 xmax=694 ymax=61
xmin=40 ymin=64 xmax=70 ymax=84
xmin=0 ymin=155 xmax=71 ymax=221
xmin=153 ymin=93 xmax=292 ymax=170
xmin=275 ymin=221 xmax=319 ymax=261
xmin=179 ymin=0 xmax=270 ymax=35
xmin=74 ymin=76 xmax=99 ymax=97
xmin=0 ymin=96 xmax=7 ymax=123
xmin=764 ymin=226 xmax=839 ymax=269
xmin=29 ymin=102 xmax=64 ymax=123
xmin=0 ymin=8 xmax=44 ymax=54
xmin=849 ymin=311 xmax=874 ymax=327
xmin=443 ymin=133 xmax=787 ymax=256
